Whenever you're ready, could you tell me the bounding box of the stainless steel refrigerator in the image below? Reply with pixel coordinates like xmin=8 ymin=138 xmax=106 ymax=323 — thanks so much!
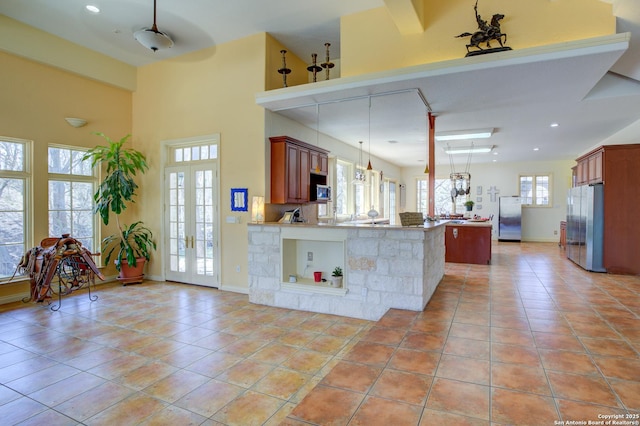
xmin=566 ymin=184 xmax=606 ymax=272
xmin=498 ymin=196 xmax=522 ymax=241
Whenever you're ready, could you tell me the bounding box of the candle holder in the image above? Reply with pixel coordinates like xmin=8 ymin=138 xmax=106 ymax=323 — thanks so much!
xmin=307 ymin=53 xmax=322 ymax=83
xmin=277 ymin=49 xmax=291 ymax=87
xmin=321 ymin=43 xmax=334 ymax=80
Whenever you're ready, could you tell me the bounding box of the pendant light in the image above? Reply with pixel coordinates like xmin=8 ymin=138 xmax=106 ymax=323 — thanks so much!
xmin=134 ymin=0 xmax=174 ymax=52
xmin=366 ymin=97 xmax=373 ymax=171
xmin=353 ymin=141 xmax=366 ymax=184
xmin=315 ymin=104 xmax=321 ymax=173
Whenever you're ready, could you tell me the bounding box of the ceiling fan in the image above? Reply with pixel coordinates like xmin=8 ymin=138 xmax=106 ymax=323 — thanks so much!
xmin=134 ymin=0 xmax=173 ymax=52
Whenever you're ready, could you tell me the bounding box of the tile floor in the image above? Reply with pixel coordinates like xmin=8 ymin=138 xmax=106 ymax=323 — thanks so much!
xmin=0 ymin=242 xmax=638 ymax=425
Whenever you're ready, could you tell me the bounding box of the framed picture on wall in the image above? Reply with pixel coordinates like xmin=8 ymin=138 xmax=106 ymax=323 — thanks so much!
xmin=231 ymin=188 xmax=248 ymax=211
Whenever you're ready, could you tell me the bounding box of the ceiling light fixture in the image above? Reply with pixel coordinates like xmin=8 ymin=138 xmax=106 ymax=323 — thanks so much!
xmin=444 ymin=145 xmax=494 ymax=154
xmin=435 ymin=128 xmax=494 ymax=141
xmin=85 ymin=5 xmax=100 ymax=13
xmin=134 ymin=0 xmax=174 ymax=52
xmin=314 ymin=104 xmax=321 ymax=173
xmin=65 ymin=117 xmax=87 ymax=128
xmin=353 ymin=141 xmax=366 ymax=184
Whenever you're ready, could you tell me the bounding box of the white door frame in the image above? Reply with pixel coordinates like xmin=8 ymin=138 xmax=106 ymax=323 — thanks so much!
xmin=161 ymin=134 xmax=220 ymax=287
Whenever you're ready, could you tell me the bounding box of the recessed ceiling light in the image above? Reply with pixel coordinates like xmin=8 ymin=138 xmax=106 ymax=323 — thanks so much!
xmin=533 ymin=147 xmax=540 ymax=151
xmin=550 ymin=123 xmax=559 ymax=128
xmin=493 ymin=152 xmax=498 ymax=155
xmin=492 ymin=159 xmax=497 ymax=162
xmin=387 ymin=140 xmax=398 ymax=144
xmin=86 ymin=5 xmax=100 ymax=13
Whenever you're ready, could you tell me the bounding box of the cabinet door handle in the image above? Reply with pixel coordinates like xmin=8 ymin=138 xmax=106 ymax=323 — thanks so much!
xmin=191 ymin=236 xmax=194 ymax=248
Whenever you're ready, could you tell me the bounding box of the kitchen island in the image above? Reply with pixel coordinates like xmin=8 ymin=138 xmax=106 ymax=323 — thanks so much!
xmin=445 ymin=220 xmax=493 ymax=265
xmin=247 ymin=221 xmax=446 ymax=320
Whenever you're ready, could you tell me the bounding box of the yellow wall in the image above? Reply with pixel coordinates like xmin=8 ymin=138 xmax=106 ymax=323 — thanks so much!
xmin=0 ymin=50 xmax=131 ymax=300
xmin=266 ymin=35 xmax=308 ymax=90
xmin=0 ymin=15 xmax=137 ymax=91
xmin=341 ymin=0 xmax=615 ymax=76
xmin=132 ymin=33 xmax=268 ymax=290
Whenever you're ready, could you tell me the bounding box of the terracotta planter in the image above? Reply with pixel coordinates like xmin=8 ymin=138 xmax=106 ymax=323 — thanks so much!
xmin=117 ymin=257 xmax=146 ymax=285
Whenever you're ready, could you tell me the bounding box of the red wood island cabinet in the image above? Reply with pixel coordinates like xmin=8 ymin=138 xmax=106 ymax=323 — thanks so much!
xmin=445 ymin=222 xmax=492 ymax=265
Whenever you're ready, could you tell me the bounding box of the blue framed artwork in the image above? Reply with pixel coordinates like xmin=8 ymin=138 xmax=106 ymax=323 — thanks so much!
xmin=231 ymin=188 xmax=248 ymax=211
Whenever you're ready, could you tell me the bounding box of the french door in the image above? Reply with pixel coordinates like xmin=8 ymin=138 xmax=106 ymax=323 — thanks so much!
xmin=164 ymin=163 xmax=219 ymax=287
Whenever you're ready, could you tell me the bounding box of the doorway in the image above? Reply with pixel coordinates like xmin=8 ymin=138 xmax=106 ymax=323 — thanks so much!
xmin=163 ymin=139 xmax=219 ymax=287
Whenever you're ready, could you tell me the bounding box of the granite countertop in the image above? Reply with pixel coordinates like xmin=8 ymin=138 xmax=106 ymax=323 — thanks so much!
xmin=251 ymin=220 xmax=449 ymax=230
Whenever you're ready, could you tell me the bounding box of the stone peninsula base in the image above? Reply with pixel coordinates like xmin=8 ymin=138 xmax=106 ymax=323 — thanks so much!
xmin=248 ymin=223 xmax=446 ymax=321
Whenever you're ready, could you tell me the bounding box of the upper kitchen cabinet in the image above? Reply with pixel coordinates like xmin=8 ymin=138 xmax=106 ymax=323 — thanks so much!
xmin=310 ymin=150 xmax=328 ymax=175
xmin=575 ymin=147 xmax=604 ymax=186
xmin=270 ymin=136 xmax=329 ymax=204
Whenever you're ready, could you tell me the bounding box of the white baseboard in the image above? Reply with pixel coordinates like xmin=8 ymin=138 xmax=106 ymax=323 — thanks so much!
xmin=218 ymin=284 xmax=249 ymax=295
xmin=0 ymin=277 xmax=249 ymax=307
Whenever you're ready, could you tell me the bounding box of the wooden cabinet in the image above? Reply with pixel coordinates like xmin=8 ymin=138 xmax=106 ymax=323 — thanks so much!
xmin=587 ymin=150 xmax=603 ymax=184
xmin=572 ymin=144 xmax=640 ymax=275
xmin=445 ymin=223 xmax=492 ymax=265
xmin=270 ymin=136 xmax=329 ymax=204
xmin=575 ymin=147 xmax=603 ymax=186
xmin=310 ymin=150 xmax=328 ymax=175
xmin=284 ymin=143 xmax=309 ymax=203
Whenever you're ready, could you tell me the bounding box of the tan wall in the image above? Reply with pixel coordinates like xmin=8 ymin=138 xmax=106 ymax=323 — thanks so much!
xmin=132 ymin=33 xmax=268 ymax=290
xmin=0 ymin=51 xmax=132 ymax=300
xmin=341 ymin=0 xmax=615 ymax=77
xmin=265 ymin=35 xmax=308 ymax=90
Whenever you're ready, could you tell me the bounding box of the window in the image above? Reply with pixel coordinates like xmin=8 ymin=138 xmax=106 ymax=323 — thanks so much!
xmin=368 ymin=170 xmax=381 ymax=215
xmin=416 ymin=179 xmax=428 ymax=215
xmin=417 ymin=178 xmax=466 ymax=216
xmin=48 ymin=146 xmax=98 ymax=252
xmin=317 ymin=157 xmax=335 ymax=218
xmin=172 ymin=143 xmax=218 ymax=162
xmin=334 ymin=159 xmax=387 ymax=220
xmin=384 ymin=179 xmax=397 ymax=224
xmin=335 ymin=160 xmax=352 ymax=216
xmin=520 ymin=174 xmax=551 ymax=206
xmin=0 ymin=139 xmax=29 ymax=279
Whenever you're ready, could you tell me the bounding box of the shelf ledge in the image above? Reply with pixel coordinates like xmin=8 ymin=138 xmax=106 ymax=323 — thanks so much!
xmin=281 ymin=282 xmax=347 ymax=296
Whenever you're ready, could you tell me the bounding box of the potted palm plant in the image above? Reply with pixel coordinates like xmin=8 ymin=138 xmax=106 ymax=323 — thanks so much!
xmin=83 ymin=133 xmax=156 ymax=284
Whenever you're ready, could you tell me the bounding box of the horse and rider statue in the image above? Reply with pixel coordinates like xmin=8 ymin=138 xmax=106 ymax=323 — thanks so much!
xmin=455 ymin=0 xmax=511 ymax=56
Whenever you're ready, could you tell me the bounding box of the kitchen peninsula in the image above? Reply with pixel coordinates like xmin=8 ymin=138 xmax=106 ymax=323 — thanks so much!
xmin=247 ymin=221 xmax=446 ymax=321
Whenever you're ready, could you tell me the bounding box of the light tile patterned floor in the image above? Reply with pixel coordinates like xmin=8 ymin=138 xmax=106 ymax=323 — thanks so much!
xmin=1 ymin=242 xmax=639 ymax=425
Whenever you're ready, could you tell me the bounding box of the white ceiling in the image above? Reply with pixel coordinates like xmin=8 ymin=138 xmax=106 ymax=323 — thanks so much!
xmin=2 ymin=0 xmax=640 ymax=167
